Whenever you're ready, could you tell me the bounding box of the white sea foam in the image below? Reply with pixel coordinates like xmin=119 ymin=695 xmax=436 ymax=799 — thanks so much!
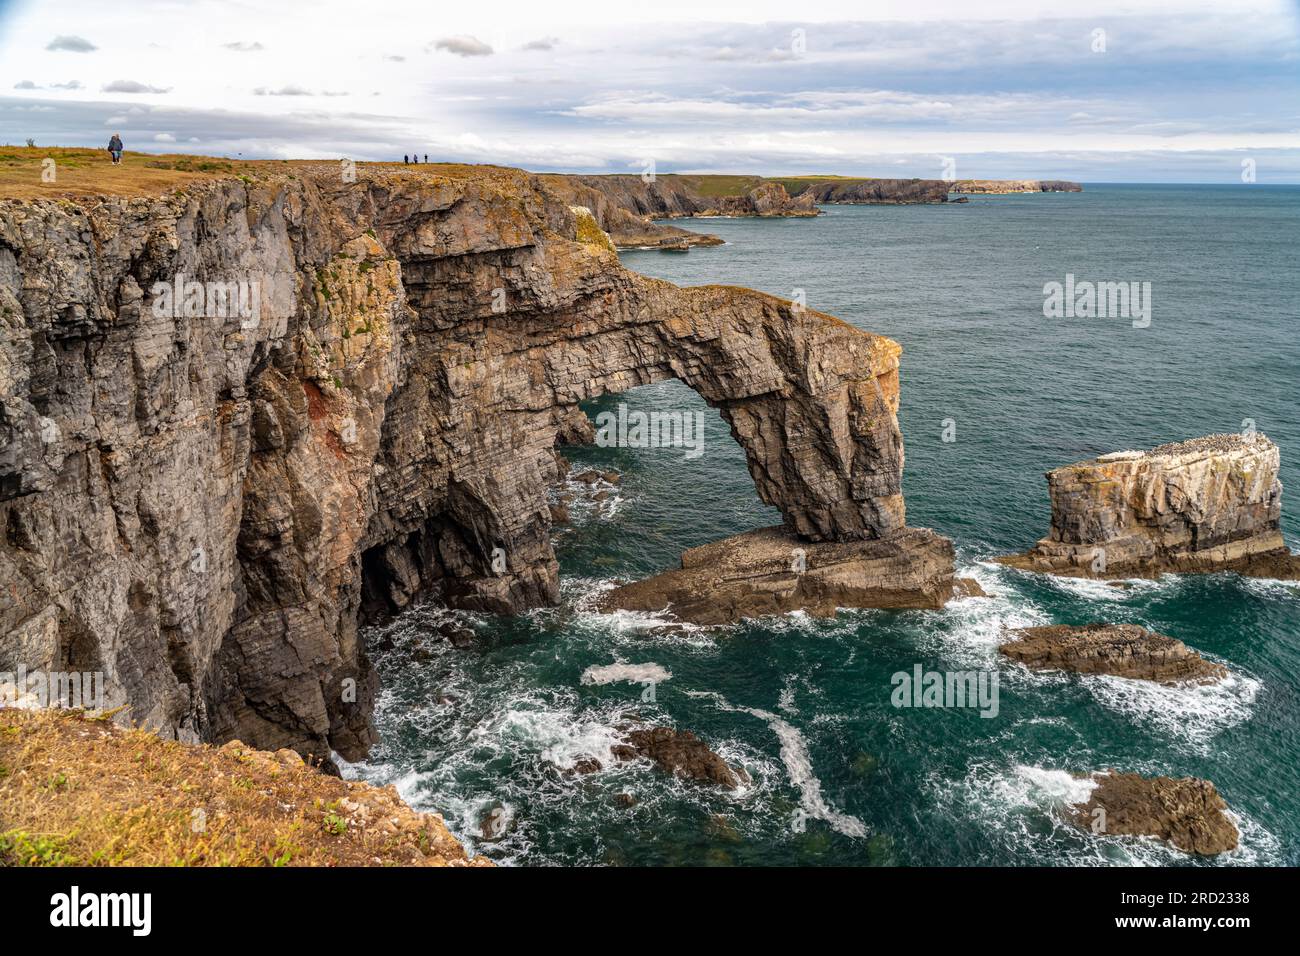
xmin=1009 ymin=764 xmax=1099 ymax=806
xmin=688 ymin=689 xmax=866 ymax=838
xmin=1043 ymin=573 xmax=1180 ymax=602
xmin=916 ymin=577 xmax=1051 ymax=670
xmin=488 ymin=700 xmax=628 ymax=772
xmin=1235 ymin=575 xmax=1300 ymax=600
xmin=1082 ymin=668 xmax=1259 ymax=751
xmin=581 ymin=661 xmax=672 ymax=686
xmin=563 ymin=576 xmax=720 ymax=648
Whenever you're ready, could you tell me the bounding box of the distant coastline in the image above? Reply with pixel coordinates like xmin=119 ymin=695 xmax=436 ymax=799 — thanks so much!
xmin=539 ymin=171 xmax=1083 ymax=248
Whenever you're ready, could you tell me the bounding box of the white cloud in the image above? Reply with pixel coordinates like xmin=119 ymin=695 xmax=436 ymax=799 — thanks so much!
xmin=102 ymin=80 xmax=172 ymax=94
xmin=432 ymin=35 xmax=494 ymax=57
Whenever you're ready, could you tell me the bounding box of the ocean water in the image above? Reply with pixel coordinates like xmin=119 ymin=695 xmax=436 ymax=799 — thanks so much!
xmin=345 ymin=185 xmax=1300 ymax=866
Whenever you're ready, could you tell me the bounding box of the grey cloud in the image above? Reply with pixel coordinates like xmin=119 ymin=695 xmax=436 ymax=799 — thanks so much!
xmin=384 ymin=55 xmax=406 ymax=62
xmin=12 ymin=80 xmax=83 ymax=91
xmin=102 ymin=80 xmax=172 ymax=94
xmin=522 ymin=37 xmax=560 ymax=52
xmin=254 ymin=85 xmax=314 ymax=96
xmin=223 ymin=41 xmax=265 ymax=52
xmin=46 ymin=35 xmax=97 ymax=53
xmin=432 ymin=35 xmax=494 ymax=57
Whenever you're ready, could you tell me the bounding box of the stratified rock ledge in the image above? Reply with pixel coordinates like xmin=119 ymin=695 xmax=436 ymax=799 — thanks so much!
xmin=1000 ymin=623 xmax=1227 ymax=684
xmin=998 ymin=433 xmax=1300 ymax=579
xmin=600 ymin=525 xmax=956 ymax=625
xmin=1069 ymin=771 xmax=1239 ymax=856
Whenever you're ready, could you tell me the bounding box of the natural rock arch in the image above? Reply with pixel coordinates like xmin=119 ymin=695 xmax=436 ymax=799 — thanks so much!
xmin=358 ymin=204 xmax=909 ymax=619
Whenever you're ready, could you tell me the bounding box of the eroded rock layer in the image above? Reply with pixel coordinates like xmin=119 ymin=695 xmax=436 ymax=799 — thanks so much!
xmin=950 ymin=179 xmax=1082 ymax=194
xmin=1000 ymin=623 xmax=1227 ymax=684
xmin=602 ymin=525 xmax=955 ymax=624
xmin=1069 ymin=771 xmax=1239 ymax=856
xmin=0 ymin=163 xmax=915 ymax=760
xmin=999 ymin=434 xmax=1300 ymax=578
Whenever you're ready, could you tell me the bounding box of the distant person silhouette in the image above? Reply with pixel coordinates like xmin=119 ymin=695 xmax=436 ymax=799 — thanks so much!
xmin=108 ymin=133 xmax=123 ymax=165
xmin=403 ymin=155 xmax=409 ymax=164
xmin=424 ymin=154 xmax=428 ymax=163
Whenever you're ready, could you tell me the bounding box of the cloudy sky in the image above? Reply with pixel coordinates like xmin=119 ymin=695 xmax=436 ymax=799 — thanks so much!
xmin=1 ymin=0 xmax=1298 ymax=181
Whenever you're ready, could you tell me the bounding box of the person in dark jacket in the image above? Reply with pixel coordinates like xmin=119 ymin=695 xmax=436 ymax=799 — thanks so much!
xmin=107 ymin=133 xmax=123 ymax=165
xmin=403 ymin=154 xmax=409 ymax=164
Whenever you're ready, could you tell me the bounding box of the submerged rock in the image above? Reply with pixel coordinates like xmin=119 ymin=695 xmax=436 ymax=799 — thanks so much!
xmin=601 ymin=525 xmax=956 ymax=624
xmin=1000 ymin=623 xmax=1227 ymax=684
xmin=1069 ymin=771 xmax=1239 ymax=856
xmin=611 ymin=725 xmax=750 ymax=789
xmin=998 ymin=433 xmax=1300 ymax=579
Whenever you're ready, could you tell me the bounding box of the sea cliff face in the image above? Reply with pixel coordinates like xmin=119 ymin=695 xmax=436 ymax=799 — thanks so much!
xmin=0 ymin=164 xmax=919 ymax=761
xmin=539 ymin=174 xmax=815 ymax=247
xmin=950 ymin=180 xmax=1083 ymax=194
xmin=801 ymin=179 xmax=952 ymax=204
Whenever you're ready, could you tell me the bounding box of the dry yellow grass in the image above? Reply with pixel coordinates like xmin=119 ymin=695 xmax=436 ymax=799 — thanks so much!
xmin=0 ymin=146 xmax=531 ymax=201
xmin=0 ymin=708 xmax=487 ymax=867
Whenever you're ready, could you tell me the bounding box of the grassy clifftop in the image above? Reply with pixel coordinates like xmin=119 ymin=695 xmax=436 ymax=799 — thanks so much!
xmin=0 ymin=709 xmax=486 ymax=867
xmin=0 ymin=146 xmax=525 ymax=200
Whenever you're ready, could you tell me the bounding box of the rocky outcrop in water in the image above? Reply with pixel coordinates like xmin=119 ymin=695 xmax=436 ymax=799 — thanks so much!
xmin=1000 ymin=623 xmax=1227 ymax=684
xmin=0 ymin=162 xmax=927 ymax=761
xmin=603 ymin=525 xmax=956 ymax=624
xmin=998 ymin=434 xmax=1300 ymax=579
xmin=612 ymin=724 xmax=749 ymax=789
xmin=1069 ymin=771 xmax=1239 ymax=855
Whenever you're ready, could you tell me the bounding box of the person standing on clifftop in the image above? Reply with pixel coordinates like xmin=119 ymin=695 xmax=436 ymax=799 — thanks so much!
xmin=107 ymin=133 xmax=123 ymax=165
xmin=403 ymin=154 xmax=409 ymax=164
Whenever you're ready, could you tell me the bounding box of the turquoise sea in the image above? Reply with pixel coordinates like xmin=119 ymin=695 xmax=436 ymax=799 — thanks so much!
xmin=347 ymin=185 xmax=1300 ymax=866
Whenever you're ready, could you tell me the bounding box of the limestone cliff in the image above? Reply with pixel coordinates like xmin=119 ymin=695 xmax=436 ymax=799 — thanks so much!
xmin=950 ymin=180 xmax=1083 ymax=194
xmin=1000 ymin=433 xmax=1299 ymax=578
xmin=799 ymin=179 xmax=952 ymax=204
xmin=539 ymin=174 xmax=814 ymax=247
xmin=0 ymin=162 xmax=921 ymax=762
